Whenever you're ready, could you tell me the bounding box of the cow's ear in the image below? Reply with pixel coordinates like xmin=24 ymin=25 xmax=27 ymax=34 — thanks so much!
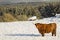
xmin=35 ymin=24 xmax=37 ymax=26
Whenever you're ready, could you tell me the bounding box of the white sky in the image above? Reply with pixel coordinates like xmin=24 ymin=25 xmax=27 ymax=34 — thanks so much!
xmin=0 ymin=0 xmax=60 ymax=3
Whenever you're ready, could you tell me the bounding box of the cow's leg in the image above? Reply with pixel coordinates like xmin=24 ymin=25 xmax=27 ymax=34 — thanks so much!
xmin=42 ymin=34 xmax=44 ymax=36
xmin=52 ymin=32 xmax=54 ymax=36
xmin=54 ymin=29 xmax=56 ymax=36
xmin=55 ymin=31 xmax=56 ymax=36
xmin=52 ymin=29 xmax=56 ymax=36
xmin=41 ymin=33 xmax=44 ymax=37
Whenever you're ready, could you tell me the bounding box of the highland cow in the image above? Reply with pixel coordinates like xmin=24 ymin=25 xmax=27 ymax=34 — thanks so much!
xmin=35 ymin=23 xmax=56 ymax=36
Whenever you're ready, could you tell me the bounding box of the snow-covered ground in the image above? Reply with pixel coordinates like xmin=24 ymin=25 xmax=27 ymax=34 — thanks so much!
xmin=0 ymin=14 xmax=60 ymax=40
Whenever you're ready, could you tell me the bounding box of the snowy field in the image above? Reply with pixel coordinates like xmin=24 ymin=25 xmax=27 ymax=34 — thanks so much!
xmin=0 ymin=14 xmax=60 ymax=40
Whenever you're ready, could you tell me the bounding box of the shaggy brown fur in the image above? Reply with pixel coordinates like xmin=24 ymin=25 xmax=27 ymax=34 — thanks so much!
xmin=35 ymin=23 xmax=56 ymax=36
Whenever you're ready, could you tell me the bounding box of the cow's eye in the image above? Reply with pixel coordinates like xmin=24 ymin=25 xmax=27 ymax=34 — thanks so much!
xmin=35 ymin=24 xmax=36 ymax=25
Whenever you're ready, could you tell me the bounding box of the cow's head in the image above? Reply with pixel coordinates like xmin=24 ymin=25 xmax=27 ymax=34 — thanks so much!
xmin=35 ymin=23 xmax=41 ymax=28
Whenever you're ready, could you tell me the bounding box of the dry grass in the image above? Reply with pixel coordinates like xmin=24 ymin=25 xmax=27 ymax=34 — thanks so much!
xmin=3 ymin=13 xmax=17 ymax=22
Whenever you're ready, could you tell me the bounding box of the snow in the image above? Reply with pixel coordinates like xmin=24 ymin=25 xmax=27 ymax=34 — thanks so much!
xmin=28 ymin=16 xmax=37 ymax=21
xmin=0 ymin=14 xmax=60 ymax=40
